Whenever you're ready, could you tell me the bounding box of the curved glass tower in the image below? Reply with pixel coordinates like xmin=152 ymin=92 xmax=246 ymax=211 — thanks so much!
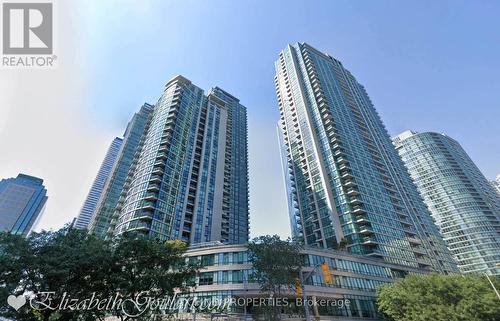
xmin=394 ymin=131 xmax=500 ymax=275
xmin=275 ymin=43 xmax=457 ymax=273
xmin=88 ymin=103 xmax=154 ymax=237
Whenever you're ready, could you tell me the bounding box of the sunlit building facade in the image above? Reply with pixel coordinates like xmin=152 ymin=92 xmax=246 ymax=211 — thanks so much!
xmin=275 ymin=43 xmax=457 ymax=273
xmin=75 ymin=137 xmax=122 ymax=230
xmin=184 ymin=243 xmax=424 ymax=320
xmin=111 ymin=76 xmax=249 ymax=244
xmin=394 ymin=130 xmax=500 ymax=275
xmin=88 ymin=103 xmax=154 ymax=237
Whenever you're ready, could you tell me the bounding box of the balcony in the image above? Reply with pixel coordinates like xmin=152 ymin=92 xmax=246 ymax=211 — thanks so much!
xmin=349 ymin=197 xmax=362 ymax=205
xmin=144 ymin=192 xmax=158 ymax=201
xmin=397 ymin=211 xmax=408 ymax=219
xmin=163 ymin=124 xmax=174 ymax=133
xmin=389 ymin=194 xmax=401 ymax=203
xmin=412 ymin=247 xmax=427 ymax=256
xmin=343 ymin=179 xmax=356 ymax=188
xmin=379 ymin=172 xmax=391 ymax=181
xmin=331 ymin=136 xmax=341 ymax=144
xmin=405 ymin=229 xmax=417 ymax=237
xmin=384 ymin=185 xmax=397 ymax=194
xmin=355 ymin=217 xmax=370 ymax=224
xmin=341 ymin=171 xmax=353 ymax=180
xmin=366 ymin=250 xmax=384 ymax=258
xmin=142 ymin=201 xmax=156 ymax=211
xmin=130 ymin=219 xmax=151 ymax=232
xmin=150 ymin=175 xmax=162 ymax=183
xmin=352 ymin=207 xmax=366 ymax=215
xmin=137 ymin=212 xmax=153 ymax=221
xmin=336 ymin=157 xmax=348 ymax=164
xmin=417 ymin=258 xmax=432 ymax=267
xmin=154 ymin=160 xmax=165 ymax=168
xmin=334 ymin=149 xmax=344 ymax=157
xmin=346 ymin=188 xmax=359 ymax=196
xmin=148 ymin=184 xmax=160 ymax=192
xmin=152 ymin=167 xmax=163 ymax=175
xmin=359 ymin=227 xmax=374 ymax=235
xmin=400 ymin=219 xmax=412 ymax=227
xmin=157 ymin=152 xmax=168 ymax=160
xmin=338 ymin=164 xmax=350 ymax=171
xmin=407 ymin=237 xmax=422 ymax=245
xmin=362 ymin=237 xmax=378 ymax=246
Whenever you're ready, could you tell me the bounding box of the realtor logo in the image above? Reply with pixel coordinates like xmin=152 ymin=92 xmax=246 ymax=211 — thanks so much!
xmin=2 ymin=2 xmax=52 ymax=54
xmin=1 ymin=1 xmax=56 ymax=68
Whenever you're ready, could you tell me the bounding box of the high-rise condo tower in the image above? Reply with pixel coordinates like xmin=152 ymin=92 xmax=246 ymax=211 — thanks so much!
xmin=276 ymin=43 xmax=457 ymax=273
xmin=90 ymin=76 xmax=249 ymax=244
xmin=394 ymin=130 xmax=500 ymax=275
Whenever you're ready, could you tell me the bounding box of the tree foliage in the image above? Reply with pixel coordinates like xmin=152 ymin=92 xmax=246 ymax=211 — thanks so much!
xmin=248 ymin=235 xmax=302 ymax=296
xmin=377 ymin=273 xmax=500 ymax=321
xmin=247 ymin=235 xmax=303 ymax=321
xmin=0 ymin=228 xmax=198 ymax=321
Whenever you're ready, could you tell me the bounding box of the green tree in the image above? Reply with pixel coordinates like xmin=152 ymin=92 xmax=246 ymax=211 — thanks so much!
xmin=0 ymin=228 xmax=112 ymax=321
xmin=105 ymin=234 xmax=198 ymax=320
xmin=332 ymin=238 xmax=348 ymax=251
xmin=377 ymin=273 xmax=500 ymax=321
xmin=247 ymin=235 xmax=303 ymax=320
xmin=0 ymin=228 xmax=198 ymax=321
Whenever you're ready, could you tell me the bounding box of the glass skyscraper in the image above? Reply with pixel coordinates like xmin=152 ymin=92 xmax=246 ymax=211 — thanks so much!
xmin=88 ymin=103 xmax=154 ymax=237
xmin=275 ymin=43 xmax=457 ymax=273
xmin=75 ymin=137 xmax=122 ymax=230
xmin=0 ymin=174 xmax=47 ymax=236
xmin=90 ymin=76 xmax=249 ymax=244
xmin=394 ymin=130 xmax=500 ymax=275
xmin=491 ymin=175 xmax=500 ymax=196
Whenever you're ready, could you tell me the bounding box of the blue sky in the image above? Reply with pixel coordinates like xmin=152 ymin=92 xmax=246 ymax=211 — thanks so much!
xmin=1 ymin=0 xmax=499 ymax=237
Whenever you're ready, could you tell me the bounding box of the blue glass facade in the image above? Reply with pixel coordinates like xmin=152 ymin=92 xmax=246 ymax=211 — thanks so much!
xmin=212 ymin=88 xmax=249 ymax=244
xmin=75 ymin=137 xmax=122 ymax=230
xmin=111 ymin=76 xmax=249 ymax=244
xmin=394 ymin=131 xmax=500 ymax=275
xmin=275 ymin=43 xmax=457 ymax=273
xmin=0 ymin=174 xmax=47 ymax=236
xmin=88 ymin=103 xmax=154 ymax=237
